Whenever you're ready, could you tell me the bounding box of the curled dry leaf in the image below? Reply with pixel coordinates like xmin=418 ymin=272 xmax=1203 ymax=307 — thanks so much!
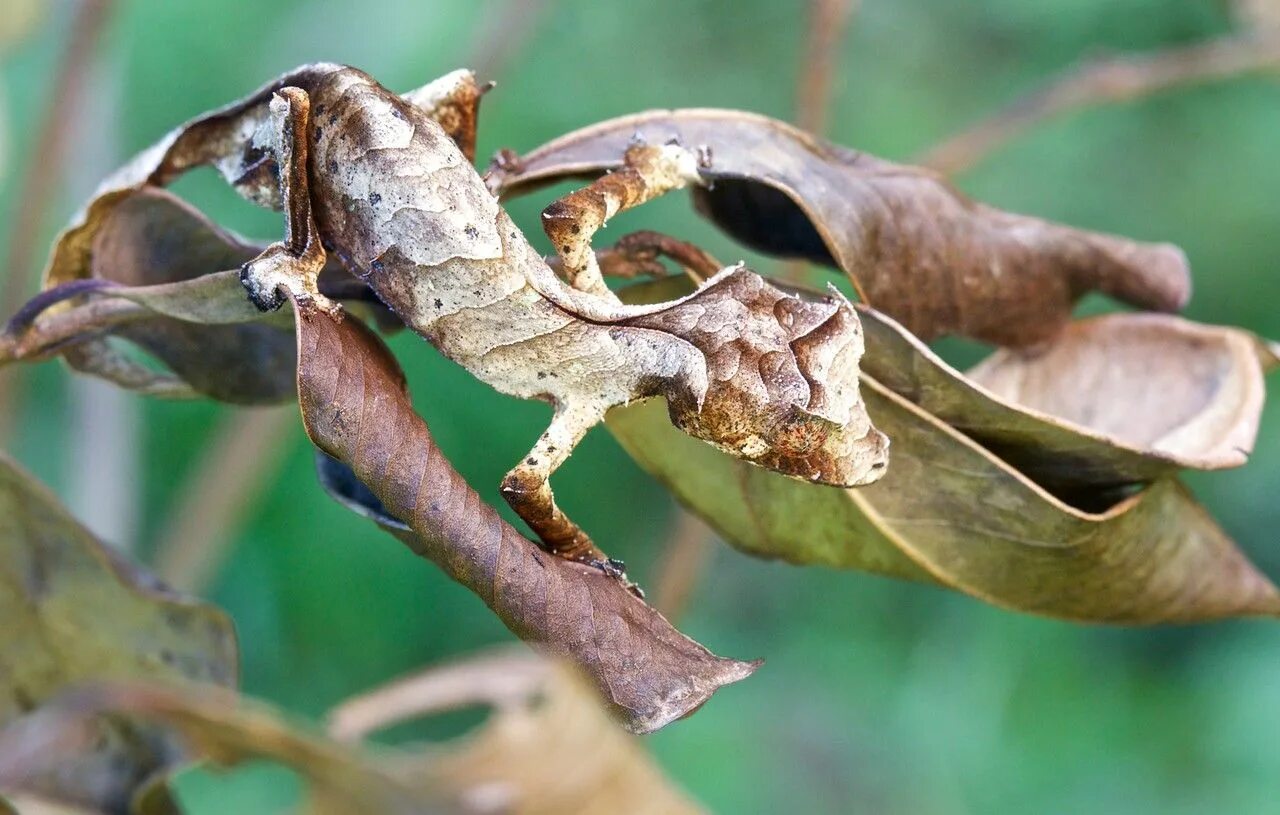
xmin=0 ymin=452 xmax=238 ymax=813
xmin=294 ymin=299 xmax=757 ymax=733
xmin=610 ymin=382 xmax=1280 ymax=622
xmin=328 ymin=649 xmax=706 ymax=815
xmin=0 ymin=684 xmax=457 ymax=815
xmin=486 ymin=108 xmax=1191 ymax=347
xmin=611 ymin=278 xmax=1280 ymax=622
xmin=4 ymin=189 xmax=297 ymax=402
xmin=860 ymin=307 xmax=1279 ymax=491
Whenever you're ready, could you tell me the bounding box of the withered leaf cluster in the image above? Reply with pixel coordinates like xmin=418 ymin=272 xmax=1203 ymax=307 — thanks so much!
xmin=0 ymin=456 xmax=704 ymax=812
xmin=495 ymin=113 xmax=1279 ymax=623
xmin=0 ymin=452 xmax=237 ymax=813
xmin=0 ymin=64 xmax=1276 ymax=778
xmin=1 ymin=628 xmax=703 ymax=814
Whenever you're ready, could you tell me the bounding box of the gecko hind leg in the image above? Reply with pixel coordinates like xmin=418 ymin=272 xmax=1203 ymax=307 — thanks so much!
xmin=540 ymin=143 xmax=710 ymax=298
xmin=547 ymin=230 xmax=724 ymax=284
xmin=501 ymin=403 xmax=642 ymax=595
xmin=603 ymin=230 xmax=723 ymax=282
xmin=239 ymin=87 xmax=333 ymax=314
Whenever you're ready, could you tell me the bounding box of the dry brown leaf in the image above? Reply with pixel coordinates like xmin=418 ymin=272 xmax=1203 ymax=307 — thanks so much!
xmin=294 ymin=298 xmax=758 ymax=733
xmin=859 ymin=307 xmax=1277 ymax=492
xmin=0 ymin=452 xmax=238 ymax=813
xmin=328 ymin=649 xmax=706 ymax=815
xmin=0 ymin=652 xmax=705 ymax=815
xmin=486 ymin=109 xmax=1191 ymax=347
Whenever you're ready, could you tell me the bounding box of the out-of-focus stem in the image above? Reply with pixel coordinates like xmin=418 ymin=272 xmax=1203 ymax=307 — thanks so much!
xmin=652 ymin=508 xmax=717 ymax=624
xmin=796 ymin=0 xmax=859 ymax=135
xmin=151 ymin=406 xmax=297 ymax=592
xmin=917 ymin=32 xmax=1280 ymax=176
xmin=467 ymin=0 xmax=548 ymax=80
xmin=0 ymin=0 xmax=116 ymax=443
xmin=786 ymin=0 xmax=858 ymax=284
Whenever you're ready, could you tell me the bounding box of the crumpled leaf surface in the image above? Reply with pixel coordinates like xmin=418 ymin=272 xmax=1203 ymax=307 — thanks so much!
xmin=0 ymin=684 xmax=457 ymax=815
xmin=609 ymin=278 xmax=1280 ymax=622
xmin=487 ymin=109 xmax=1192 ymax=347
xmin=859 ymin=306 xmax=1279 ymax=490
xmin=328 ymin=649 xmax=706 ymax=815
xmin=294 ymin=298 xmax=757 ymax=733
xmin=0 ymin=452 xmax=238 ymax=813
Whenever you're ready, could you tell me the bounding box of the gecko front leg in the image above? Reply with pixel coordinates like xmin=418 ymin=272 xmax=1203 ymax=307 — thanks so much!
xmin=239 ymin=87 xmax=334 ymax=314
xmin=540 ymin=142 xmax=709 ymax=298
xmin=500 ymin=402 xmax=640 ymax=592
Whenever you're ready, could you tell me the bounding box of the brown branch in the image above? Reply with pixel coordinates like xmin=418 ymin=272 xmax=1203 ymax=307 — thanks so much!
xmin=917 ymin=32 xmax=1280 ymax=176
xmin=0 ymin=0 xmax=116 ymax=442
xmin=151 ymin=406 xmax=297 ymax=592
xmin=652 ymin=507 xmax=717 ymax=623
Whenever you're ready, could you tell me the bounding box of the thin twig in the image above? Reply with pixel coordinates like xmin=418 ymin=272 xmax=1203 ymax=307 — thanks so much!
xmin=151 ymin=406 xmax=297 ymax=592
xmin=917 ymin=32 xmax=1280 ymax=176
xmin=0 ymin=0 xmax=116 ymax=443
xmin=652 ymin=508 xmax=717 ymax=623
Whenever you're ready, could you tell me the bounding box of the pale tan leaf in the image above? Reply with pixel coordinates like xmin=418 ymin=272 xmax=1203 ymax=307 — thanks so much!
xmin=329 ymin=649 xmax=707 ymax=815
xmin=860 ymin=307 xmax=1275 ymax=491
xmin=964 ymin=313 xmax=1273 ymax=480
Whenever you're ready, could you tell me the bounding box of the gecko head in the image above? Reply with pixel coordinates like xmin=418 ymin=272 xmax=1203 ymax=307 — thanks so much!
xmin=662 ymin=273 xmax=890 ymax=488
xmin=678 ymin=389 xmax=890 ymax=488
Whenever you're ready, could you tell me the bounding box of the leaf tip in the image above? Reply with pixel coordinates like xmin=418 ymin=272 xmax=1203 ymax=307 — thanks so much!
xmin=621 ymin=654 xmax=762 ymax=735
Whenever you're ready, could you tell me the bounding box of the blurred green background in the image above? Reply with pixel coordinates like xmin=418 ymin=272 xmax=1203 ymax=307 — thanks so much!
xmin=3 ymin=0 xmax=1280 ymax=812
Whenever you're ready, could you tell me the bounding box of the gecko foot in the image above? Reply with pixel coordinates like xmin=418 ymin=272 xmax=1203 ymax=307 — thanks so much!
xmin=588 ymin=557 xmax=646 ymax=600
xmin=241 ymin=242 xmax=336 ymax=314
